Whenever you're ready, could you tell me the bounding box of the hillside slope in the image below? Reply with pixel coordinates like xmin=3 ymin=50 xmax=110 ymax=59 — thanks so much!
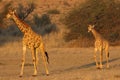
xmin=1 ymin=0 xmax=120 ymax=47
xmin=0 ymin=0 xmax=86 ymax=47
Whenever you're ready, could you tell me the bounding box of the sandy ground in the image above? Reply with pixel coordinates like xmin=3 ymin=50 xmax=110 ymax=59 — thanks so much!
xmin=0 ymin=43 xmax=120 ymax=80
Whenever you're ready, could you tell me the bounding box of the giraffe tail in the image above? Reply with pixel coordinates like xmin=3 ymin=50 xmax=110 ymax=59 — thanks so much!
xmin=45 ymin=51 xmax=49 ymax=64
xmin=108 ymin=52 xmax=110 ymax=58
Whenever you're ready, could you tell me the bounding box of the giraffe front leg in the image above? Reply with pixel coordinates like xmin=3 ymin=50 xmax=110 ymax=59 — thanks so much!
xmin=20 ymin=45 xmax=26 ymax=77
xmin=35 ymin=48 xmax=39 ymax=66
xmin=99 ymin=49 xmax=103 ymax=69
xmin=94 ymin=48 xmax=99 ymax=68
xmin=31 ymin=48 xmax=37 ymax=76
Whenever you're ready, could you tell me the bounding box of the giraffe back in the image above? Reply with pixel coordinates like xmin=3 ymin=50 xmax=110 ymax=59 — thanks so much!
xmin=23 ymin=31 xmax=43 ymax=48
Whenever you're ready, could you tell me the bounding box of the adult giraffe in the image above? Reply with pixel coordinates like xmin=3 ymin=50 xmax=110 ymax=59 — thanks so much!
xmin=6 ymin=9 xmax=49 ymax=77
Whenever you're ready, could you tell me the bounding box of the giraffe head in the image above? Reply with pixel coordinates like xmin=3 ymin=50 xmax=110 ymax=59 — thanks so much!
xmin=6 ymin=9 xmax=16 ymax=19
xmin=88 ymin=25 xmax=95 ymax=32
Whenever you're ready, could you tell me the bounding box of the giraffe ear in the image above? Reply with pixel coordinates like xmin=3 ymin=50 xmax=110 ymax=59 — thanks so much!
xmin=92 ymin=25 xmax=95 ymax=28
xmin=88 ymin=25 xmax=91 ymax=27
xmin=13 ymin=10 xmax=16 ymax=13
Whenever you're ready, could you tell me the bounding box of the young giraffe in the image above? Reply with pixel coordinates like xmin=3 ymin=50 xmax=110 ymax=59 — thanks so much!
xmin=88 ymin=25 xmax=109 ymax=69
xmin=6 ymin=10 xmax=49 ymax=77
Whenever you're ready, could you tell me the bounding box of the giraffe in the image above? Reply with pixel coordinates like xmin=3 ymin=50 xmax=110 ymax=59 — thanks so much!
xmin=6 ymin=9 xmax=49 ymax=77
xmin=88 ymin=25 xmax=110 ymax=69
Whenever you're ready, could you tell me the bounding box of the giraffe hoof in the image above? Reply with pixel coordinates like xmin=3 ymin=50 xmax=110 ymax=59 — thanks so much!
xmin=96 ymin=66 xmax=99 ymax=69
xmin=32 ymin=74 xmax=37 ymax=77
xmin=96 ymin=66 xmax=101 ymax=69
xmin=46 ymin=74 xmax=49 ymax=76
xmin=97 ymin=67 xmax=103 ymax=69
xmin=97 ymin=67 xmax=100 ymax=69
xmin=19 ymin=75 xmax=23 ymax=77
xmin=99 ymin=66 xmax=103 ymax=69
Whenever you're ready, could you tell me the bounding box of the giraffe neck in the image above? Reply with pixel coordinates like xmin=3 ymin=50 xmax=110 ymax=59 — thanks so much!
xmin=12 ymin=14 xmax=31 ymax=34
xmin=91 ymin=29 xmax=102 ymax=40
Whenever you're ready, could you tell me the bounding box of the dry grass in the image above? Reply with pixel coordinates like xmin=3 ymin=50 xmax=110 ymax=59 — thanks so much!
xmin=0 ymin=42 xmax=120 ymax=80
xmin=1 ymin=0 xmax=120 ymax=48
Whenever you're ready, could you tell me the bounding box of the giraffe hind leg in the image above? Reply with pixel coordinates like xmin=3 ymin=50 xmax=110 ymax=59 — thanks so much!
xmin=106 ymin=52 xmax=110 ymax=68
xmin=45 ymin=51 xmax=49 ymax=64
xmin=40 ymin=43 xmax=49 ymax=75
xmin=40 ymin=48 xmax=49 ymax=75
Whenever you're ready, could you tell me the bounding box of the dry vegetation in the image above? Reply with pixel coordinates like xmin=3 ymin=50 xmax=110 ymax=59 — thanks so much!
xmin=0 ymin=0 xmax=120 ymax=80
xmin=0 ymin=42 xmax=120 ymax=80
xmin=63 ymin=0 xmax=120 ymax=47
xmin=0 ymin=0 xmax=87 ymax=48
xmin=0 ymin=0 xmax=120 ymax=47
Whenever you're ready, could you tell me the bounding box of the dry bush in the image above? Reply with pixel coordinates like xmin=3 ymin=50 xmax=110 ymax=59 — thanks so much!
xmin=62 ymin=0 xmax=120 ymax=47
xmin=0 ymin=1 xmax=35 ymax=35
xmin=33 ymin=14 xmax=58 ymax=35
xmin=47 ymin=9 xmax=60 ymax=14
xmin=16 ymin=1 xmax=35 ymax=20
xmin=0 ymin=1 xmax=12 ymax=28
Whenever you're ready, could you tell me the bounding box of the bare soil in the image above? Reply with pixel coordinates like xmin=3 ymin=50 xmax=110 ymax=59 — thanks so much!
xmin=0 ymin=42 xmax=120 ymax=80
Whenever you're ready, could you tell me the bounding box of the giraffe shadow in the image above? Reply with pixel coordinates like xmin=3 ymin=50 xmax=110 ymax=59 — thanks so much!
xmin=51 ymin=57 xmax=120 ymax=74
xmin=68 ymin=57 xmax=120 ymax=70
xmin=0 ymin=62 xmax=5 ymax=65
xmin=24 ymin=63 xmax=33 ymax=66
xmin=103 ymin=57 xmax=120 ymax=65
